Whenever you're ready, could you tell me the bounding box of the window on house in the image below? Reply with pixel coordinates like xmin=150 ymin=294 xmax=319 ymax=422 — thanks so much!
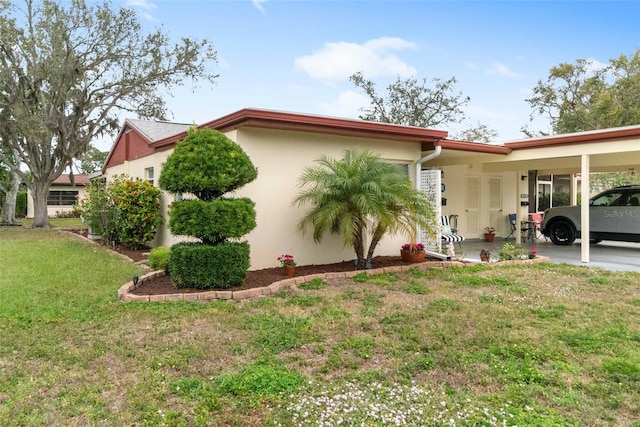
xmin=47 ymin=190 xmax=78 ymax=206
xmin=145 ymin=167 xmax=154 ymax=185
xmin=388 ymin=162 xmax=410 ymax=178
xmin=395 ymin=163 xmax=410 ymax=177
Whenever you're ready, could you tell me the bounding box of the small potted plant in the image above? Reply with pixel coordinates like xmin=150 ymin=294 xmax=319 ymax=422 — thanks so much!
xmin=277 ymin=254 xmax=296 ymax=277
xmin=528 ymin=247 xmax=537 ymax=259
xmin=400 ymin=242 xmax=426 ymax=263
xmin=484 ymin=226 xmax=496 ymax=242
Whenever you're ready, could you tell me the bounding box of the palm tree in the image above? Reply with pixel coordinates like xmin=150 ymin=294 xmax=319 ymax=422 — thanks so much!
xmin=294 ymin=148 xmax=436 ymax=269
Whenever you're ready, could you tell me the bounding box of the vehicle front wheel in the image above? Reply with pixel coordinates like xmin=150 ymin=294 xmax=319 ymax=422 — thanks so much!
xmin=548 ymin=220 xmax=576 ymax=245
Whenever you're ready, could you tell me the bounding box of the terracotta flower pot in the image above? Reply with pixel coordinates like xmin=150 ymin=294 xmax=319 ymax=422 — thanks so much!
xmin=400 ymin=250 xmax=426 ymax=263
xmin=283 ymin=265 xmax=296 ymax=277
xmin=484 ymin=233 xmax=495 ymax=242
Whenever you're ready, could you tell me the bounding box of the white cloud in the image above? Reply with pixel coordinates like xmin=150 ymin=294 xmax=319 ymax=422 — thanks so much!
xmin=252 ymin=0 xmax=267 ymax=14
xmin=465 ymin=103 xmax=520 ymax=121
xmin=125 ymin=0 xmax=155 ymax=10
xmin=318 ymin=91 xmax=369 ymax=118
xmin=124 ymin=0 xmax=157 ymax=20
xmin=486 ymin=62 xmax=521 ymax=78
xmin=584 ymin=58 xmax=608 ymax=74
xmin=295 ymin=37 xmax=418 ymax=81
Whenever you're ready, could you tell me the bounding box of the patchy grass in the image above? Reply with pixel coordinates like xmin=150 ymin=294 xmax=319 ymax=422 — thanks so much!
xmin=17 ymin=217 xmax=86 ymax=229
xmin=1 ymin=228 xmax=640 ymax=425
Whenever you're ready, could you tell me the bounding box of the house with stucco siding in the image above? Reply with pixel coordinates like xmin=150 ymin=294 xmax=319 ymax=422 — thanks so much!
xmin=27 ymin=173 xmax=89 ymax=218
xmin=103 ymin=108 xmax=640 ymax=268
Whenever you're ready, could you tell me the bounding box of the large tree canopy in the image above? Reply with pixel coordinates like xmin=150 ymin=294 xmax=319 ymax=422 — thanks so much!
xmin=350 ymin=71 xmax=470 ymax=128
xmin=524 ymin=48 xmax=640 ymax=135
xmin=0 ymin=0 xmax=218 ymax=227
xmin=524 ymin=49 xmax=640 ymax=187
xmin=76 ymin=146 xmax=108 ymax=175
xmin=350 ymin=71 xmax=497 ymax=142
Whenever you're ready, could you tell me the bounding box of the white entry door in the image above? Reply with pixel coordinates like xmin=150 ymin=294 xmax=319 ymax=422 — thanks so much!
xmin=465 ymin=175 xmax=480 ymax=235
xmin=488 ymin=176 xmax=503 ymax=234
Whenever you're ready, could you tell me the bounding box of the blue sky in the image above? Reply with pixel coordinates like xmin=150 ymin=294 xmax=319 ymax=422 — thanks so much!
xmin=110 ymin=0 xmax=639 ymax=149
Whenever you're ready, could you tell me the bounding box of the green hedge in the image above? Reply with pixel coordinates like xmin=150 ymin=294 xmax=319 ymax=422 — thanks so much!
xmin=169 ymin=242 xmax=250 ymax=289
xmin=168 ymin=198 xmax=256 ymax=244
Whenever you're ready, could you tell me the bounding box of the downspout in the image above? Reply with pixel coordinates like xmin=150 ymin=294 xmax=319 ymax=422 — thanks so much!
xmin=415 ymin=144 xmax=452 ymax=261
xmin=415 ymin=145 xmax=442 ymax=191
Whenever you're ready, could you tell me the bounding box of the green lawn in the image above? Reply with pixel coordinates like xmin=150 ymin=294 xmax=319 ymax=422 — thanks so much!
xmin=1 ymin=228 xmax=640 ymax=426
xmin=16 ymin=217 xmax=87 ymax=229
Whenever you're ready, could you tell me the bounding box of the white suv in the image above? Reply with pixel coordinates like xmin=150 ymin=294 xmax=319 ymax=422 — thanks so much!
xmin=541 ymin=185 xmax=640 ymax=245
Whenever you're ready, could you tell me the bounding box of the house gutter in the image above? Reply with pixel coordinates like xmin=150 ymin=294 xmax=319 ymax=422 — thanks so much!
xmin=414 ymin=145 xmax=442 ymax=191
xmin=413 ymin=145 xmax=454 ymax=261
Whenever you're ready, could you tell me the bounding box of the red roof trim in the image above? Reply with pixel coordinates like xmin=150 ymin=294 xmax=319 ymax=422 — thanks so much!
xmin=506 ymin=125 xmax=640 ymax=149
xmin=150 ymin=108 xmax=448 ymax=149
xmin=433 ymin=139 xmax=511 ymax=154
xmin=52 ymin=174 xmax=90 ymax=186
xmin=102 ymin=119 xmax=154 ymax=173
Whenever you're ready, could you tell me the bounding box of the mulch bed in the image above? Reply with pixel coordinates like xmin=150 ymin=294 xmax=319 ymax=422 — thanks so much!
xmin=130 ymin=256 xmax=426 ymax=296
xmin=70 ymin=229 xmax=437 ymax=296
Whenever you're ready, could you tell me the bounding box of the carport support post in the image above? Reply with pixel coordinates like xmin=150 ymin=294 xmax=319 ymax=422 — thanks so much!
xmin=581 ymin=154 xmax=590 ymax=264
xmin=515 ymin=171 xmax=522 ymax=245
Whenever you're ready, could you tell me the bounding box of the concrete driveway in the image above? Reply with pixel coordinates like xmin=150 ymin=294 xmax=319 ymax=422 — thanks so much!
xmin=459 ymin=238 xmax=640 ymax=273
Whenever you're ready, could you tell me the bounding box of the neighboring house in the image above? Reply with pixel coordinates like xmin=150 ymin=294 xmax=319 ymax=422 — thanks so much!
xmin=103 ymin=108 xmax=640 ymax=268
xmin=27 ymin=173 xmax=89 ymax=218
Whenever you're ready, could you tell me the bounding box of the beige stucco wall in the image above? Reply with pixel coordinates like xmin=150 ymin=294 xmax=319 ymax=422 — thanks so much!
xmin=437 ymin=163 xmax=521 ymax=239
xmin=105 ymin=127 xmax=423 ymax=269
xmin=27 ymin=186 xmax=88 ymax=218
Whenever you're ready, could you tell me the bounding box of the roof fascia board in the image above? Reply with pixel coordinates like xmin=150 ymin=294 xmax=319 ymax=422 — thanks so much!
xmin=198 ymin=107 xmax=448 ymax=142
xmin=504 ymin=139 xmax=640 ymax=162
xmin=150 ymin=109 xmax=450 ymax=150
xmin=103 ymin=119 xmax=139 ymax=173
xmin=434 ymin=139 xmax=511 ymax=155
xmin=506 ymin=126 xmax=640 ymax=149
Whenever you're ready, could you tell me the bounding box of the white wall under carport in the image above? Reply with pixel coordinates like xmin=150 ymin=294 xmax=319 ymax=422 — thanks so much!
xmin=455 ymin=127 xmax=640 ymax=265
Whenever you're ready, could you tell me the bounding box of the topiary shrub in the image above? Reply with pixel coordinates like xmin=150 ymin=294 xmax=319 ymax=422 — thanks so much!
xmin=159 ymin=128 xmax=257 ymax=201
xmin=148 ymin=246 xmax=170 ymax=271
xmin=169 ymin=242 xmax=250 ymax=289
xmin=159 ymin=128 xmax=258 ymax=289
xmin=167 ymin=198 xmax=256 ymax=244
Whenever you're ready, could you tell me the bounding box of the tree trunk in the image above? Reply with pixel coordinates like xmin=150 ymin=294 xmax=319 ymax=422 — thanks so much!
xmin=366 ymin=223 xmax=387 ymax=265
xmin=1 ymin=167 xmax=20 ymax=224
xmin=31 ymin=181 xmax=52 ymax=228
xmin=353 ymin=227 xmax=366 ymax=269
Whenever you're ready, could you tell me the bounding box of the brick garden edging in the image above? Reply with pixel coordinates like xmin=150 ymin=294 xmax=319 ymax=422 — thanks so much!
xmin=117 ymin=255 xmax=550 ymax=303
